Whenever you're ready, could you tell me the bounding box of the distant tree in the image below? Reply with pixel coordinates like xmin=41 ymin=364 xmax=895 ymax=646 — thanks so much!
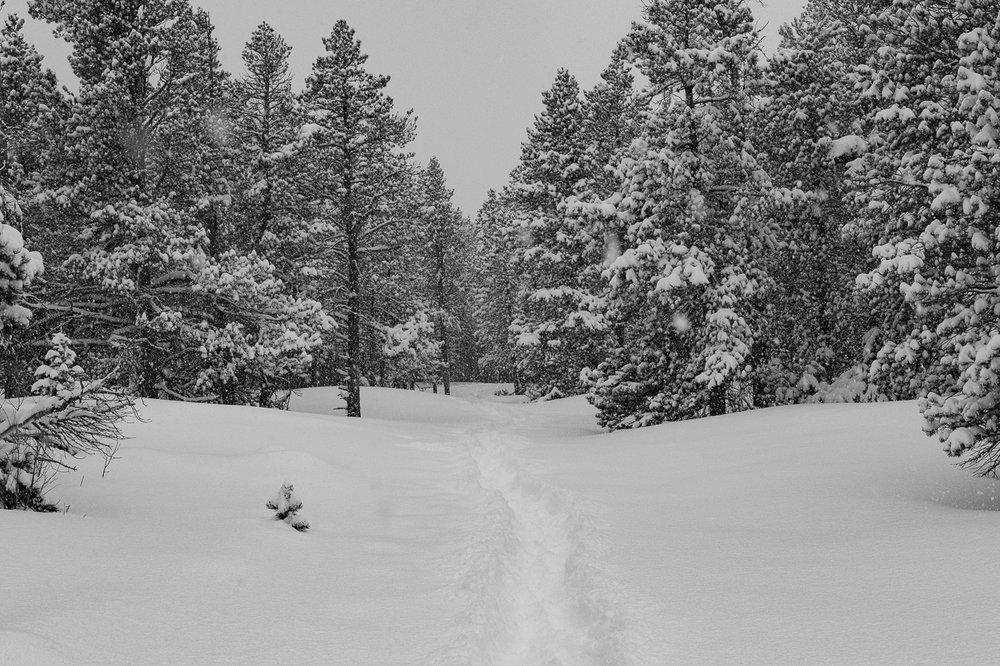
xmin=381 ymin=306 xmax=443 ymax=389
xmin=414 ymin=157 xmax=470 ymax=395
xmin=472 ymin=189 xmax=522 ymax=390
xmin=300 ymin=20 xmax=416 ymax=417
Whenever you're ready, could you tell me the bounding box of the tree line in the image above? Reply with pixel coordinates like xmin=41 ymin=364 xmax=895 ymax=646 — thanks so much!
xmin=473 ymin=0 xmax=1000 ymax=476
xmin=4 ymin=0 xmax=1000 ymax=484
xmin=1 ymin=0 xmax=480 ymax=424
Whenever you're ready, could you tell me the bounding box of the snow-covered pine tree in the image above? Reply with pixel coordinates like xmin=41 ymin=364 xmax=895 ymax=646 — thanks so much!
xmin=381 ymin=306 xmax=443 ymax=389
xmin=1 ymin=190 xmax=130 ymax=511
xmin=414 ymin=157 xmax=470 ymax=395
xmin=809 ymin=0 xmax=894 ymax=62
xmin=562 ymin=49 xmax=644 ymax=390
xmin=160 ymin=7 xmax=233 ymax=258
xmin=586 ymin=0 xmax=772 ymax=429
xmin=28 ymin=0 xmax=216 ymax=393
xmin=299 ymin=20 xmax=416 ymax=417
xmin=230 ymin=22 xmax=302 ymax=262
xmin=266 ymin=482 xmax=309 ymax=531
xmin=580 ymin=47 xmax=643 ymax=202
xmin=851 ymin=0 xmax=1000 ymax=474
xmin=508 ymin=69 xmax=607 ymax=400
xmin=0 ymin=11 xmax=66 ymax=395
xmin=30 ymin=331 xmax=83 ymax=397
xmin=472 ymin=189 xmax=522 ymax=390
xmin=751 ymin=2 xmax=872 ymax=404
xmin=0 ymin=11 xmax=64 ymax=199
xmin=0 ymin=185 xmax=42 ymax=342
xmin=28 ymin=0 xmax=329 ymax=406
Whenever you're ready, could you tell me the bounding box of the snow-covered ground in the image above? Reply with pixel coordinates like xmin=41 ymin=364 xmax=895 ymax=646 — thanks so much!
xmin=5 ymin=384 xmax=1000 ymax=664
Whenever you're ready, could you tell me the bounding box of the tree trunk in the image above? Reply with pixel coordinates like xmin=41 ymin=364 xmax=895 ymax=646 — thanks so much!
xmin=441 ymin=331 xmax=451 ymax=395
xmin=345 ymin=225 xmax=362 ymax=418
xmin=708 ymin=383 xmax=727 ymax=416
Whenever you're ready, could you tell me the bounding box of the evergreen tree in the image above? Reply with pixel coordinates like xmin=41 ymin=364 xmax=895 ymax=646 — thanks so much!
xmin=1 ymin=186 xmax=129 ymax=511
xmin=0 ymin=185 xmax=42 ymax=343
xmin=509 ymin=69 xmax=605 ymax=399
xmin=752 ymin=3 xmax=872 ymax=404
xmin=581 ymin=48 xmax=643 ymax=201
xmin=230 ymin=22 xmax=300 ymax=260
xmin=472 ymin=189 xmax=522 ymax=389
xmin=0 ymin=10 xmax=67 ymax=394
xmin=586 ymin=0 xmax=772 ymax=428
xmin=300 ymin=20 xmax=416 ymax=417
xmin=0 ymin=11 xmax=64 ymax=199
xmin=415 ymin=157 xmax=469 ymax=395
xmin=381 ymin=307 xmax=443 ymax=389
xmin=564 ymin=49 xmax=644 ymax=388
xmin=851 ymin=0 xmax=1000 ymax=474
xmin=28 ymin=0 xmax=328 ymax=405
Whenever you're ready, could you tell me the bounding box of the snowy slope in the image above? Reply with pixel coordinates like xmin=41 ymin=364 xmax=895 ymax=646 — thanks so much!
xmin=4 ymin=385 xmax=1000 ymax=664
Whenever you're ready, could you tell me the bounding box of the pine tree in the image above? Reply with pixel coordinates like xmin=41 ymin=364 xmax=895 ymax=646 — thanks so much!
xmin=0 ymin=11 xmax=64 ymax=199
xmin=300 ymin=20 xmax=416 ymax=417
xmin=751 ymin=3 xmax=872 ymax=404
xmin=851 ymin=0 xmax=1000 ymax=474
xmin=586 ymin=0 xmax=772 ymax=428
xmin=414 ymin=157 xmax=469 ymax=395
xmin=31 ymin=331 xmax=84 ymax=397
xmin=581 ymin=48 xmax=642 ymax=201
xmin=508 ymin=69 xmax=605 ymax=399
xmin=266 ymin=482 xmax=309 ymax=531
xmin=472 ymin=189 xmax=522 ymax=389
xmin=1 ymin=188 xmax=129 ymax=511
xmin=381 ymin=307 xmax=443 ymax=389
xmin=0 ymin=185 xmax=42 ymax=343
xmin=230 ymin=22 xmax=300 ymax=260
xmin=564 ymin=50 xmax=644 ymax=389
xmin=28 ymin=0 xmax=329 ymax=405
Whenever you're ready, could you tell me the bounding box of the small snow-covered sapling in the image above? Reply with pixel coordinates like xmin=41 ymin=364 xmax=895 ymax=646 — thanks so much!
xmin=266 ymin=482 xmax=310 ymax=531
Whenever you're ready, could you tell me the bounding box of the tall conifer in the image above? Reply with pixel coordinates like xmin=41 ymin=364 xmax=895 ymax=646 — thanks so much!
xmin=587 ymin=0 xmax=772 ymax=428
xmin=300 ymin=20 xmax=416 ymax=417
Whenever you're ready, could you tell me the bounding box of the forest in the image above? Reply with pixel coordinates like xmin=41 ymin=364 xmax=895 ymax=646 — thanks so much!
xmin=3 ymin=0 xmax=1000 ymax=512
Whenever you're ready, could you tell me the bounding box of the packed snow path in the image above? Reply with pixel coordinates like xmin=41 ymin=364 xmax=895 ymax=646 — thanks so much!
xmin=461 ymin=429 xmax=625 ymax=665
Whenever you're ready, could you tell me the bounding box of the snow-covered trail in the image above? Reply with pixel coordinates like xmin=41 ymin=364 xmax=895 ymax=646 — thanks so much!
xmin=291 ymin=385 xmax=637 ymax=664
xmin=451 ymin=428 xmax=630 ymax=665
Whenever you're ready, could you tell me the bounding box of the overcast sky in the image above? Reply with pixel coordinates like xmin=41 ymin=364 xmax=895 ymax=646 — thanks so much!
xmin=6 ymin=0 xmax=805 ymax=216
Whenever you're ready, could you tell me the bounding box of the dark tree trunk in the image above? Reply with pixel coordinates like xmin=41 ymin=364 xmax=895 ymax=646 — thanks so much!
xmin=708 ymin=383 xmax=727 ymax=416
xmin=345 ymin=224 xmax=362 ymax=418
xmin=441 ymin=331 xmax=451 ymax=395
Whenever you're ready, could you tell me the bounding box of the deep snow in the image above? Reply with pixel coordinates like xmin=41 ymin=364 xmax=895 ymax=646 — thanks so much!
xmin=4 ymin=384 xmax=1000 ymax=664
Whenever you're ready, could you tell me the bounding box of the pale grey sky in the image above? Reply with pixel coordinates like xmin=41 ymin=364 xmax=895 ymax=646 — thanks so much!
xmin=6 ymin=0 xmax=805 ymax=216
